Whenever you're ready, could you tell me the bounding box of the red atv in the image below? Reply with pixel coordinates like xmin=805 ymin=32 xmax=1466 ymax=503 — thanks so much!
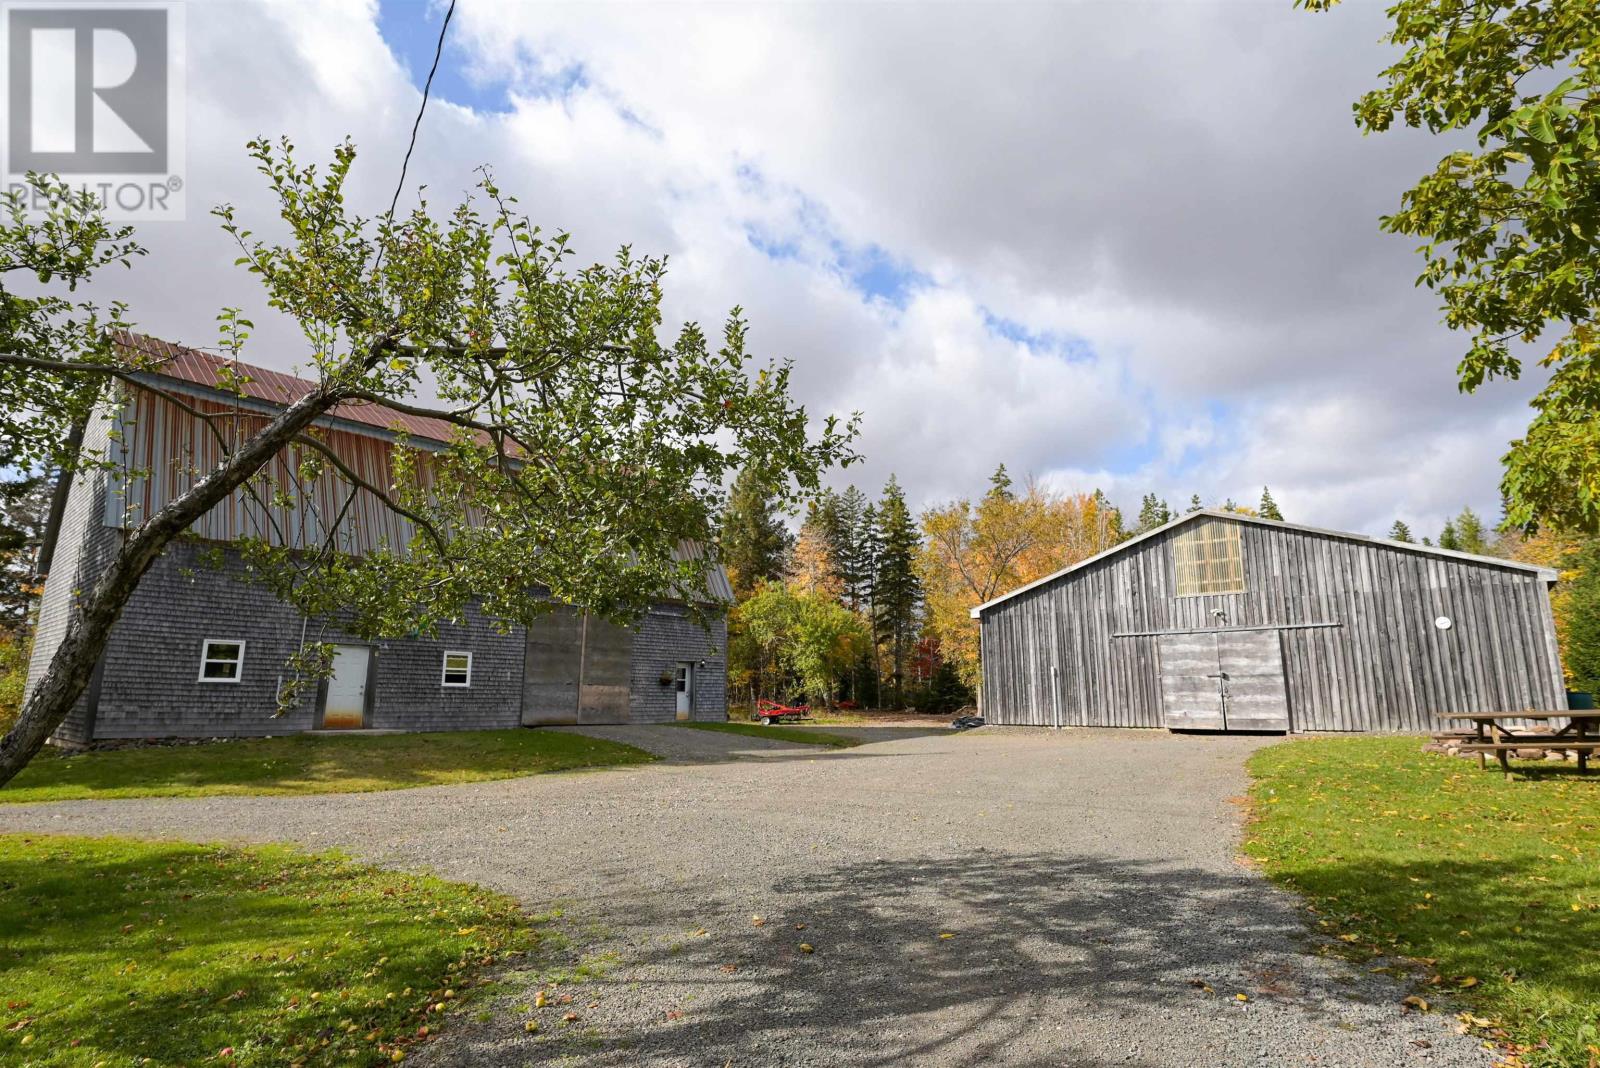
xmin=754 ymin=698 xmax=811 ymax=726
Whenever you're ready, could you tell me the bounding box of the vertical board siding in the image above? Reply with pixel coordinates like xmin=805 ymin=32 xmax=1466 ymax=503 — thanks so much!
xmin=979 ymin=518 xmax=1565 ymax=732
xmin=106 ymin=388 xmax=433 ymax=553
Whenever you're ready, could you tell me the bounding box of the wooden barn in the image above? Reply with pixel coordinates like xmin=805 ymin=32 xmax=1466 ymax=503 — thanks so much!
xmin=971 ymin=510 xmax=1565 ymax=733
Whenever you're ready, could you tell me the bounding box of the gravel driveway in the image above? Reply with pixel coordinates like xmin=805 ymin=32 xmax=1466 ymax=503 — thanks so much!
xmin=0 ymin=726 xmax=1490 ymax=1067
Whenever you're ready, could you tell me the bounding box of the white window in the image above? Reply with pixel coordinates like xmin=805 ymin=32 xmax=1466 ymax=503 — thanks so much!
xmin=1172 ymin=518 xmax=1246 ymax=597
xmin=441 ymin=651 xmax=473 ymax=688
xmin=198 ymin=639 xmax=246 ymax=683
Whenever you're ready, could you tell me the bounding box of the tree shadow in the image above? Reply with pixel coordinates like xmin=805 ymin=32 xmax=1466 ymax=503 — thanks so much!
xmin=441 ymin=851 xmax=1463 ymax=1067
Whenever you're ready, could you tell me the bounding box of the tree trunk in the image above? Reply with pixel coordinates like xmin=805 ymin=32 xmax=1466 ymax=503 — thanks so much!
xmin=0 ymin=385 xmax=345 ymax=787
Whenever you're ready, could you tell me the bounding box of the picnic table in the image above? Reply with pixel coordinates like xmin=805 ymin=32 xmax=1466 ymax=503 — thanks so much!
xmin=1434 ymin=710 xmax=1600 ymax=778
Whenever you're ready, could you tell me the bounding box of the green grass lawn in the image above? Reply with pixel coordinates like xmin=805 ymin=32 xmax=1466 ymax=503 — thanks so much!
xmin=1246 ymin=736 xmax=1600 ymax=1067
xmin=0 ymin=729 xmax=654 ymax=804
xmin=0 ymin=834 xmax=534 ymax=1066
xmin=675 ymin=721 xmax=860 ymax=747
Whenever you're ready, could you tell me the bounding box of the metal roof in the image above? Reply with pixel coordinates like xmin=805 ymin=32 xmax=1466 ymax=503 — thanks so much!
xmin=970 ymin=508 xmax=1560 ymax=618
xmin=116 ymin=332 xmax=464 ymax=444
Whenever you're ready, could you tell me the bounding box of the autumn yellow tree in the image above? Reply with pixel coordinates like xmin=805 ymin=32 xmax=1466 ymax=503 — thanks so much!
xmin=787 ymin=520 xmax=844 ymax=599
xmin=1499 ymin=527 xmax=1586 ymax=684
xmin=918 ymin=469 xmax=1124 ymax=688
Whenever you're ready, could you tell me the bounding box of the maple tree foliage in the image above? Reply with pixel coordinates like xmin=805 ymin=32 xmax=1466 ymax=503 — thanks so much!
xmin=918 ymin=470 xmax=1124 ymax=689
xmin=1306 ymin=0 xmax=1600 ymax=531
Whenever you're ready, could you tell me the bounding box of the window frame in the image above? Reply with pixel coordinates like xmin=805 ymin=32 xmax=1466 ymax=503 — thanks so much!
xmin=440 ymin=650 xmax=473 ymax=688
xmin=198 ymin=639 xmax=246 ymax=684
xmin=1171 ymin=519 xmax=1247 ymax=598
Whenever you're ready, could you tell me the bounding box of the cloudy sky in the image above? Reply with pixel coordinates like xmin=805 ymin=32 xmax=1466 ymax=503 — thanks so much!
xmin=102 ymin=0 xmax=1540 ymax=539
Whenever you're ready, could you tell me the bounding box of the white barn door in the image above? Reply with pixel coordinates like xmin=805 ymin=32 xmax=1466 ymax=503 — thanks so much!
xmin=321 ymin=645 xmax=370 ymax=729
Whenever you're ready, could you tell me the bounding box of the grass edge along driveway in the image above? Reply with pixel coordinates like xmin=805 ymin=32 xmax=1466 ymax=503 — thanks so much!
xmin=0 ymin=728 xmax=655 ymax=804
xmin=1245 ymin=735 xmax=1600 ymax=1068
xmin=0 ymin=833 xmax=536 ymax=1066
xmin=673 ymin=720 xmax=861 ymax=747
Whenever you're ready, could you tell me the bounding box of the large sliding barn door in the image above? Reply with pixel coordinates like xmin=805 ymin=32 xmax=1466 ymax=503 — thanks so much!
xmin=1157 ymin=632 xmax=1226 ymax=730
xmin=1157 ymin=630 xmax=1289 ymax=732
xmin=1217 ymin=631 xmax=1290 ymax=731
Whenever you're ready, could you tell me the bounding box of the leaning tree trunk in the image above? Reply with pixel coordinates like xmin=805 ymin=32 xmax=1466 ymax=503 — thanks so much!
xmin=0 ymin=385 xmax=346 ymax=787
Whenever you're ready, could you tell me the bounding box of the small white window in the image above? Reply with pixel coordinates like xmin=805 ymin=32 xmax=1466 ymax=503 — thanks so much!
xmin=199 ymin=639 xmax=245 ymax=683
xmin=441 ymin=651 xmax=473 ymax=688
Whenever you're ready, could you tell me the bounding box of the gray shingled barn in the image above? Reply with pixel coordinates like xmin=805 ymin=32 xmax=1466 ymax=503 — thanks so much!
xmin=26 ymin=337 xmax=729 ymax=744
xmin=972 ymin=510 xmax=1565 ymax=732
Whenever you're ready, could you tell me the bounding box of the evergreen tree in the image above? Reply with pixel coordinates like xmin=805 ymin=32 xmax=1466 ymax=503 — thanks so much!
xmin=1438 ymin=520 xmax=1462 ymax=551
xmin=0 ymin=469 xmax=52 ymax=628
xmin=1090 ymin=488 xmax=1126 ymax=541
xmin=859 ymin=500 xmax=883 ymax=701
xmin=987 ymin=463 xmax=1015 ymax=501
xmin=1135 ymin=493 xmax=1172 ymax=533
xmin=872 ymin=476 xmax=922 ymax=708
xmin=719 ymin=466 xmax=793 ymax=600
xmin=1388 ymin=520 xmax=1414 ymax=543
xmin=1258 ymin=486 xmax=1284 ymax=521
xmin=1188 ymin=494 xmax=1204 ymax=513
xmin=1454 ymin=506 xmax=1490 ymax=555
xmin=831 ymin=485 xmax=873 ymax=611
xmin=790 ymin=498 xmax=844 ymax=598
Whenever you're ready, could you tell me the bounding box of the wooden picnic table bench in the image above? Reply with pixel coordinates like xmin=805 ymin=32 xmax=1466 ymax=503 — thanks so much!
xmin=1434 ymin=710 xmax=1600 ymax=778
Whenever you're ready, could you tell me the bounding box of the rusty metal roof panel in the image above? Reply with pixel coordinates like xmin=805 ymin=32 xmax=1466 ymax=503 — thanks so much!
xmin=115 ymin=332 xmax=462 ymax=444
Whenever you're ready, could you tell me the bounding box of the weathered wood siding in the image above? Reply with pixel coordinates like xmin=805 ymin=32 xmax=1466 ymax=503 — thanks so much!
xmin=105 ymin=387 xmax=445 ymax=554
xmin=978 ymin=519 xmax=1565 ymax=732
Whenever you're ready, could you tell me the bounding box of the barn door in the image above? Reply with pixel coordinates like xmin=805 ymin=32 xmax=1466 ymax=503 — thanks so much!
xmin=1158 ymin=630 xmax=1290 ymax=732
xmin=1157 ymin=633 xmax=1225 ymax=730
xmin=522 ymin=606 xmax=583 ymax=725
xmin=1217 ymin=631 xmax=1290 ymax=731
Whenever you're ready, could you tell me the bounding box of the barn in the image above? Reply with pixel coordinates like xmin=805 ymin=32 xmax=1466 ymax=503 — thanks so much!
xmin=26 ymin=336 xmax=730 ymax=744
xmin=971 ymin=510 xmax=1565 ymax=733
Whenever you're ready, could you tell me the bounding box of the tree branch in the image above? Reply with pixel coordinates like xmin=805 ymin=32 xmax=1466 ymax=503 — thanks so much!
xmin=292 ymin=432 xmax=452 ymax=558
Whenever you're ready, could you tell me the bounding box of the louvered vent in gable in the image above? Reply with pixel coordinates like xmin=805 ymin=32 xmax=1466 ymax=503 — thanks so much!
xmin=1172 ymin=517 xmax=1246 ymax=596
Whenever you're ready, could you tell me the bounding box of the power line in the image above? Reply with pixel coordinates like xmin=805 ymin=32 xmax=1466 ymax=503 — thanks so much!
xmin=388 ymin=0 xmax=457 ymax=220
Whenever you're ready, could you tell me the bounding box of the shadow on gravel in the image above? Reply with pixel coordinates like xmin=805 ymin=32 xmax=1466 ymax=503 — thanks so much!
xmin=808 ymin=726 xmax=953 ymax=744
xmin=465 ymin=851 xmax=1366 ymax=1068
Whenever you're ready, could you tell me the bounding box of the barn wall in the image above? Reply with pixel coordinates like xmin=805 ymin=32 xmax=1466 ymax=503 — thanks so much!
xmin=26 ymin=409 xmax=122 ymax=746
xmin=107 ymin=386 xmax=438 ymax=554
xmin=979 ymin=520 xmax=1565 ymax=732
xmin=26 ymin=382 xmax=735 ymax=741
xmin=86 ymin=541 xmax=527 ymax=738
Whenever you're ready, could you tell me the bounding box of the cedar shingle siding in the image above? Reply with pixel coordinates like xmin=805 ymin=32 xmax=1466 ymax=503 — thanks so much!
xmin=975 ymin=512 xmax=1565 ymax=733
xmin=25 ymin=342 xmax=729 ymax=744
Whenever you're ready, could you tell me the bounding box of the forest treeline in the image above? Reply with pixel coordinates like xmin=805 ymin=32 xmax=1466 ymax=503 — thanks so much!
xmin=719 ymin=468 xmax=1600 ymax=713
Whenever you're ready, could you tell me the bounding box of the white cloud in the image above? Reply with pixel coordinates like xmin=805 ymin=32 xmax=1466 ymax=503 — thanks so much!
xmin=75 ymin=0 xmax=1541 ymax=542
